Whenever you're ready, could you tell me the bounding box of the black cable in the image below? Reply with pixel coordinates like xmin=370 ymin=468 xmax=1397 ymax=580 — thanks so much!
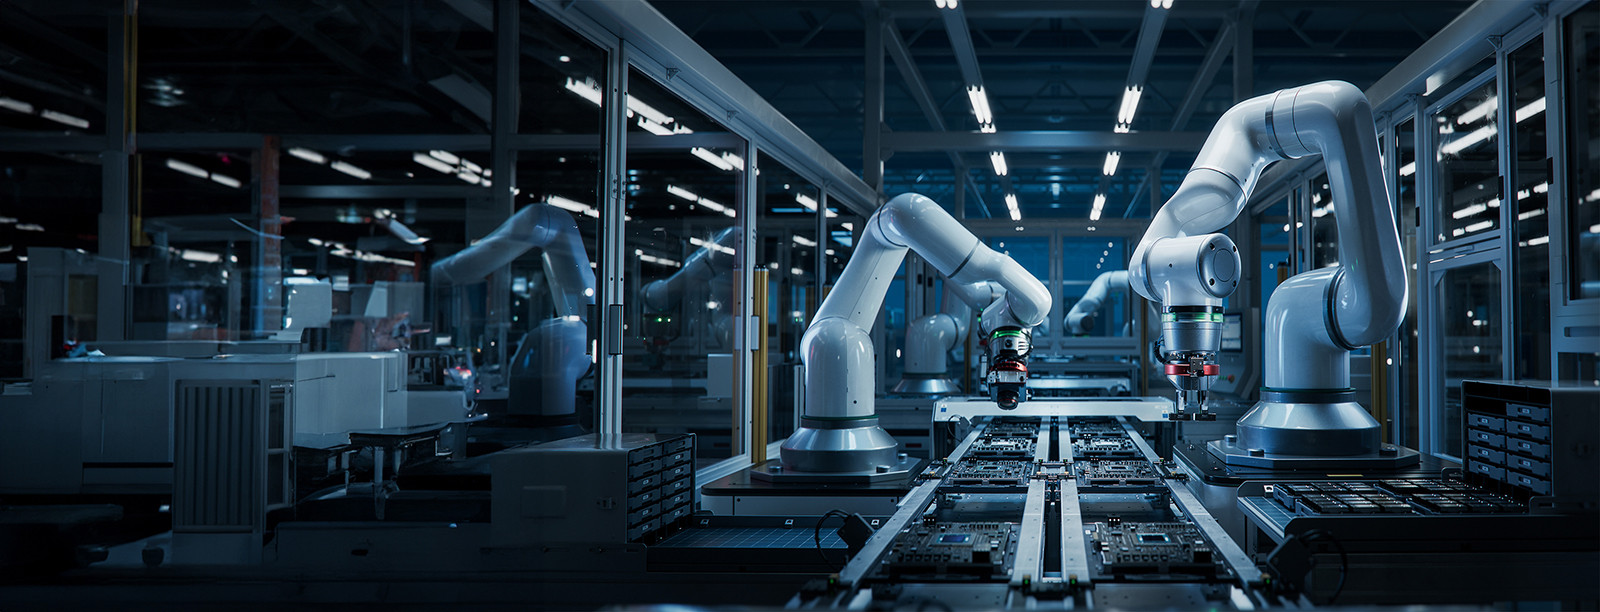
xmin=1294 ymin=529 xmax=1349 ymax=605
xmin=813 ymin=510 xmax=852 ymax=572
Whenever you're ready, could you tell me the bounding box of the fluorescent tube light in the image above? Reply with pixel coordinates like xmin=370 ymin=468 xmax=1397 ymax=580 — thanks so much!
xmin=796 ymin=193 xmax=818 ymax=211
xmin=210 ymin=174 xmax=242 ymax=188
xmin=1102 ymin=152 xmax=1121 ymax=176
xmin=0 ymin=97 xmax=34 ymax=114
xmin=966 ymin=86 xmax=993 ymax=125
xmin=330 ymin=160 xmax=372 ymax=180
xmin=564 ymin=77 xmax=603 ymax=106
xmin=793 ymin=235 xmax=817 ymax=247
xmin=40 ymin=110 xmax=89 ymax=129
xmin=165 ymin=158 xmax=209 ymax=179
xmin=548 ymin=195 xmax=600 ymax=218
xmin=1117 ymin=86 xmax=1143 ymax=125
xmin=691 ymin=147 xmax=735 ymax=171
xmin=288 ymin=148 xmax=326 ymax=164
xmin=668 ymin=185 xmax=698 ymax=202
xmin=413 ymin=152 xmax=455 ymax=174
xmin=989 ymin=151 xmax=1008 ymax=176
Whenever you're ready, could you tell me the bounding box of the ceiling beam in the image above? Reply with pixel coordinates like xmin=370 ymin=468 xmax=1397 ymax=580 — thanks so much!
xmin=1120 ymin=14 xmax=1241 ymax=218
xmin=882 ymin=130 xmax=1207 ymax=153
xmin=883 ymin=15 xmax=989 ymax=217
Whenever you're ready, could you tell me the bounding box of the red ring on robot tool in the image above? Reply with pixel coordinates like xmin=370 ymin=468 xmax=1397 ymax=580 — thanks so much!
xmin=1165 ymin=363 xmax=1220 ymax=375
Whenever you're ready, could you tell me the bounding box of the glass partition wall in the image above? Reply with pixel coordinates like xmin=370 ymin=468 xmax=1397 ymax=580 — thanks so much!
xmin=0 ymin=0 xmax=880 ymax=482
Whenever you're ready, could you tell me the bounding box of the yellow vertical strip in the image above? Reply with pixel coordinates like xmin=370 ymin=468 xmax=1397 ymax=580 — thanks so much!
xmin=752 ymin=270 xmax=770 ymax=464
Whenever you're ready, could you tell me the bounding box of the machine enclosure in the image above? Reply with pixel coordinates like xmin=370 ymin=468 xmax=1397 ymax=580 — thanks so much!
xmin=492 ymin=433 xmax=695 ymax=547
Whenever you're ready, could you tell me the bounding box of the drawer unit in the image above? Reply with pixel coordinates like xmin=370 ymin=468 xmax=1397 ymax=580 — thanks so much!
xmin=1461 ymin=381 xmax=1597 ymax=511
xmin=493 ymin=433 xmax=696 ymax=547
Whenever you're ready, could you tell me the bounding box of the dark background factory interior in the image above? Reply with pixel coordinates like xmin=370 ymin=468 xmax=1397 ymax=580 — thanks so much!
xmin=0 ymin=0 xmax=1596 ymax=609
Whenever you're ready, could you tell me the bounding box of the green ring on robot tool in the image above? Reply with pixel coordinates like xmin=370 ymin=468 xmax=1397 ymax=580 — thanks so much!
xmin=1160 ymin=313 xmax=1223 ymax=322
xmin=804 ymin=415 xmax=878 ymax=421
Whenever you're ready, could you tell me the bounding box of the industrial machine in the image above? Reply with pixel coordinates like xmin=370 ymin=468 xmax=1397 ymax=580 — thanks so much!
xmin=774 ymin=192 xmax=1051 ymax=479
xmin=1064 ymin=270 xmax=1128 ymax=336
xmin=892 ymin=274 xmax=997 ymax=396
xmin=432 ymin=201 xmax=596 ymax=430
xmin=1130 ymin=81 xmax=1412 ymax=470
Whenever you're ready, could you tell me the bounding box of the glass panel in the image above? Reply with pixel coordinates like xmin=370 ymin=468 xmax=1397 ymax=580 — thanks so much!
xmin=755 ymin=153 xmax=818 ymax=444
xmin=1510 ymin=37 xmax=1551 ymax=379
xmin=622 ymin=69 xmax=745 ymax=467
xmin=1432 ymin=77 xmax=1501 ymax=243
xmin=1062 ymin=238 xmax=1129 ymax=337
xmin=1397 ymin=118 xmax=1421 ymax=449
xmin=1436 ymin=261 xmax=1502 ymax=460
xmin=137 ymin=149 xmax=258 ymax=341
xmin=138 ymin=9 xmax=487 ymax=134
xmin=986 ymin=237 xmax=1051 ymax=343
xmin=1309 ymin=174 xmax=1338 ymax=269
xmin=521 ymin=8 xmax=608 ymax=135
xmin=826 ymin=209 xmax=862 ymax=287
xmin=1258 ymin=197 xmax=1291 ymax=313
xmin=1566 ymin=3 xmax=1600 ymax=299
xmin=0 ymin=152 xmax=104 ymax=376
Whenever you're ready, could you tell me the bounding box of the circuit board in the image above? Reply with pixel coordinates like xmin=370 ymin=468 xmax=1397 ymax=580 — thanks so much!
xmin=1074 ymin=460 xmax=1162 ymax=489
xmin=1068 ymin=420 xmax=1126 ymax=438
xmin=873 ymin=521 xmax=1018 ymax=582
xmin=968 ymin=436 xmax=1036 ymax=459
xmin=947 ymin=459 xmax=1036 ymax=487
xmin=1272 ymin=480 xmax=1524 ymax=515
xmin=1086 ymin=522 xmax=1221 ymax=578
xmin=984 ymin=421 xmax=1041 ymax=438
xmin=1072 ymin=436 xmax=1141 ymax=459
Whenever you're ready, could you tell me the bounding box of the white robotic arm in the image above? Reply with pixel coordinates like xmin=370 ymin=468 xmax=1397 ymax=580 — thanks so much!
xmin=1132 ymin=81 xmax=1406 ymax=458
xmin=1066 ymin=270 xmax=1129 ymax=335
xmin=897 ymin=278 xmax=1002 ymax=394
xmin=432 ymin=202 xmax=597 ymax=420
xmin=432 ymin=202 xmax=596 ymax=318
xmin=779 ymin=193 xmax=1050 ymax=474
xmin=641 ymin=227 xmax=739 ymax=312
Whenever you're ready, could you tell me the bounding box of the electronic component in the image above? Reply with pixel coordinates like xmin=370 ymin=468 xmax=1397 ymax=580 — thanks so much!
xmin=947 ymin=460 xmax=1036 ymax=487
xmin=984 ymin=420 xmax=1041 ymax=438
xmin=1074 ymin=460 xmax=1162 ymax=489
xmin=1087 ymin=522 xmax=1221 ymax=578
xmin=968 ymin=436 xmax=1036 ymax=459
xmin=873 ymin=522 xmax=1018 ymax=581
xmin=1271 ymin=480 xmax=1523 ymax=516
xmin=1068 ymin=420 xmax=1127 ymax=438
xmin=1072 ymin=436 xmax=1140 ymax=459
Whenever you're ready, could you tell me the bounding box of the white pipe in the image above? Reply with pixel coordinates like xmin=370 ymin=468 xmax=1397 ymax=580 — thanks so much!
xmin=804 ymin=193 xmax=1049 ymax=418
xmin=1129 ymin=81 xmax=1406 ymax=389
xmin=1066 ymin=270 xmax=1128 ymax=335
xmin=641 ymin=227 xmax=739 ymax=312
xmin=431 ymin=203 xmax=596 ymax=319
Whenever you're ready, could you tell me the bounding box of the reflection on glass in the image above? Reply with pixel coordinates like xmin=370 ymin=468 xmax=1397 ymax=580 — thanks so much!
xmin=1437 ymin=261 xmax=1501 ymax=459
xmin=521 ymin=8 xmax=607 ymax=135
xmin=622 ymin=70 xmax=745 ymax=466
xmin=1510 ymin=37 xmax=1551 ymax=379
xmin=1397 ymin=118 xmax=1421 ymax=449
xmin=1258 ymin=197 xmax=1291 ymax=314
xmin=826 ymin=210 xmax=861 ymax=286
xmin=1310 ymin=174 xmax=1338 ymax=268
xmin=988 ymin=237 xmax=1051 ymax=343
xmin=1566 ymin=3 xmax=1600 ymax=299
xmin=1433 ymin=77 xmax=1501 ymax=243
xmin=756 ymin=153 xmax=818 ymax=444
xmin=1062 ymin=238 xmax=1128 ymax=337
